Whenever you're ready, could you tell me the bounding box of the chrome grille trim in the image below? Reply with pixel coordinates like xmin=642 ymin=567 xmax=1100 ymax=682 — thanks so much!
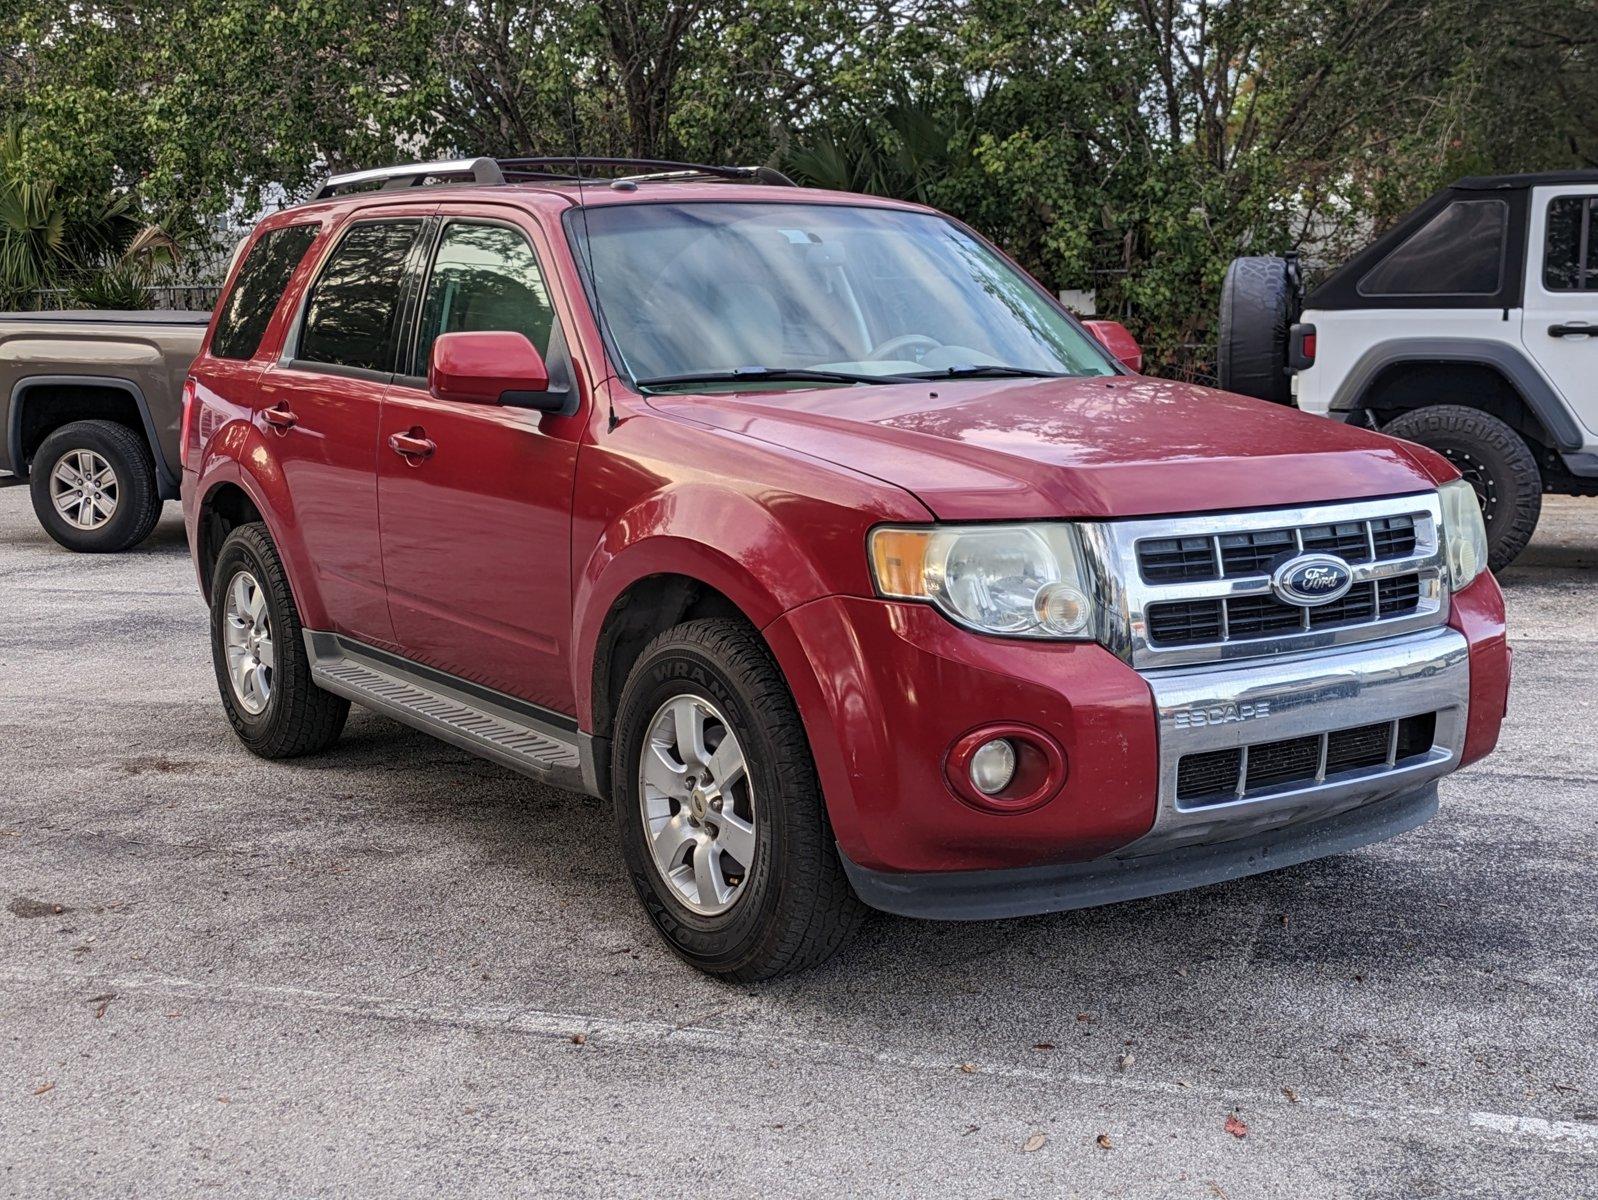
xmin=1086 ymin=492 xmax=1448 ymax=669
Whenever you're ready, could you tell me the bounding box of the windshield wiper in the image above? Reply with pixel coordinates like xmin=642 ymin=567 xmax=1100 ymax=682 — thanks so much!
xmin=899 ymin=364 xmax=1070 ymax=381
xmin=636 ymin=366 xmax=914 ymax=390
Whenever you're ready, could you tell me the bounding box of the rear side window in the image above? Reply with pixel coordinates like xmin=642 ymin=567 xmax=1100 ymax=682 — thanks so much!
xmin=210 ymin=225 xmax=318 ymax=360
xmin=297 ymin=220 xmax=424 ymax=372
xmin=1544 ymin=196 xmax=1596 ymax=290
xmin=1358 ymin=199 xmax=1508 ymax=297
xmin=411 ymin=222 xmax=557 ymax=374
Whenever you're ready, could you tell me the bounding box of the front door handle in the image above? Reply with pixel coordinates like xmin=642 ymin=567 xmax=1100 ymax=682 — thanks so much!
xmin=387 ymin=430 xmax=436 ymax=462
xmin=262 ymin=404 xmax=298 ymax=431
xmin=1549 ymin=323 xmax=1598 ymax=338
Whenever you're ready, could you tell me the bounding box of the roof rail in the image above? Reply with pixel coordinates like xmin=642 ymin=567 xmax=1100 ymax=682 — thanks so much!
xmin=496 ymin=157 xmax=796 ymax=187
xmin=311 ymin=157 xmax=507 ymax=200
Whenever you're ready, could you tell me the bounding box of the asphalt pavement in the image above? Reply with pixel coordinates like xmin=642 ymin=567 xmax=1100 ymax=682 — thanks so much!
xmin=2 ymin=480 xmax=1595 ymax=1198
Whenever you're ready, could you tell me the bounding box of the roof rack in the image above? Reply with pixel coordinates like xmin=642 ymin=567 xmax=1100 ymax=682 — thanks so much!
xmin=310 ymin=155 xmax=795 ymax=200
xmin=312 ymin=157 xmax=506 ymax=200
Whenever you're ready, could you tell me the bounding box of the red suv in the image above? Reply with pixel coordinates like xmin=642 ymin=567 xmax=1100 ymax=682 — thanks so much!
xmin=183 ymin=157 xmax=1509 ymax=979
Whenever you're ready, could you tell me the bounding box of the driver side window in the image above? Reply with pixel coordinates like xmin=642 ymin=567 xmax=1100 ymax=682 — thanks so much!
xmin=412 ymin=222 xmax=559 ymax=376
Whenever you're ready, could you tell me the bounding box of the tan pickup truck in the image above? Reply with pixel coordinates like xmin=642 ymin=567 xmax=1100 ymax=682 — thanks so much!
xmin=0 ymin=310 xmax=209 ymax=551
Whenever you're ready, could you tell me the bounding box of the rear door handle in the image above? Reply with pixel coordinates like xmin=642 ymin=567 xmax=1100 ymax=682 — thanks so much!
xmin=387 ymin=430 xmax=436 ymax=461
xmin=262 ymin=404 xmax=298 ymax=431
xmin=1548 ymin=323 xmax=1598 ymax=338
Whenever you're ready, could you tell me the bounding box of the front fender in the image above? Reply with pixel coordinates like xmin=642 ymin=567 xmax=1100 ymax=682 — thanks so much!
xmin=572 ymin=481 xmax=843 ymax=725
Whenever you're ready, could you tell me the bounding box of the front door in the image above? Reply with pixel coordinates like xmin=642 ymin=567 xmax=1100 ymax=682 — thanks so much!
xmin=377 ymin=214 xmax=582 ymax=715
xmin=1522 ymin=183 xmax=1598 ymax=438
xmin=257 ymin=213 xmax=431 ymax=646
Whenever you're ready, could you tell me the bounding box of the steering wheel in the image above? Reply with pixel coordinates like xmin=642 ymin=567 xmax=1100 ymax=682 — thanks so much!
xmin=867 ymin=333 xmax=941 ymax=362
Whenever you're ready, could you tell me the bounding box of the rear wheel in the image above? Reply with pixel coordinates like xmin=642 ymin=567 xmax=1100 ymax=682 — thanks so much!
xmin=29 ymin=420 xmax=162 ymax=552
xmin=1381 ymin=404 xmax=1542 ymax=572
xmin=210 ymin=523 xmax=349 ymax=758
xmin=612 ymin=618 xmax=865 ymax=981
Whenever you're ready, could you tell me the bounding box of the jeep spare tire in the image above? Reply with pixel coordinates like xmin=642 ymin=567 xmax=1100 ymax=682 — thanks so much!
xmin=1218 ymin=256 xmax=1294 ymax=404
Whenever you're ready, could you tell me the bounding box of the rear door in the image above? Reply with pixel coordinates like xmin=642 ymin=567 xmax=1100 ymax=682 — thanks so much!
xmin=376 ymin=208 xmax=584 ymax=714
xmin=1521 ymin=183 xmax=1598 ymax=437
xmin=256 ymin=209 xmax=432 ymax=646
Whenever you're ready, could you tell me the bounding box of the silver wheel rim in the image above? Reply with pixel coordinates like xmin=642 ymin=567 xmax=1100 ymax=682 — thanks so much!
xmin=223 ymin=570 xmax=274 ymax=716
xmin=638 ymin=694 xmax=756 ymax=916
xmin=49 ymin=449 xmax=118 ymax=530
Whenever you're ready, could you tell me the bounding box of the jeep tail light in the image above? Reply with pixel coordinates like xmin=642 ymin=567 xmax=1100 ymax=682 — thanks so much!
xmin=1289 ymin=323 xmax=1316 ymax=371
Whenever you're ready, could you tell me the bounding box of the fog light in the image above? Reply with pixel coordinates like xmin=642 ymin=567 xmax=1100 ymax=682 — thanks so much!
xmin=969 ymin=738 xmax=1017 ymax=794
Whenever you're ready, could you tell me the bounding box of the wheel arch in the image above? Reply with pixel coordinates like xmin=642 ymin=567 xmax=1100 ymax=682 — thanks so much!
xmin=191 ymin=454 xmax=326 ymax=625
xmin=8 ymin=375 xmax=177 ymax=496
xmin=1330 ymin=339 xmax=1581 ymax=452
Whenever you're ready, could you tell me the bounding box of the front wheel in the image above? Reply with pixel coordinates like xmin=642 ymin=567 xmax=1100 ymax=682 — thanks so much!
xmin=1381 ymin=405 xmax=1541 ymax=572
xmin=612 ymin=618 xmax=865 ymax=981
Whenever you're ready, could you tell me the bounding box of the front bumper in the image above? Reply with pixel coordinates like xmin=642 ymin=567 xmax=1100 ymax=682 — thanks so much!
xmin=842 ymin=780 xmax=1440 ymax=920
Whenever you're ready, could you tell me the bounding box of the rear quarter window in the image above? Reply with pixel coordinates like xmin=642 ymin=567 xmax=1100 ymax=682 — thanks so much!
xmin=1358 ymin=199 xmax=1508 ymax=298
xmin=210 ymin=225 xmax=319 ymax=360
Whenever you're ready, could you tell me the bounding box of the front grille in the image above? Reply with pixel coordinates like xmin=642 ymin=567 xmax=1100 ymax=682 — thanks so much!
xmin=1175 ymin=712 xmax=1440 ymax=804
xmin=1139 ymin=512 xmax=1420 ymax=584
xmin=1146 ymin=573 xmax=1425 ymax=647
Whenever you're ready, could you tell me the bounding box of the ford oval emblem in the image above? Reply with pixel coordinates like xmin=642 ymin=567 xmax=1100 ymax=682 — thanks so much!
xmin=1271 ymin=553 xmax=1354 ymax=607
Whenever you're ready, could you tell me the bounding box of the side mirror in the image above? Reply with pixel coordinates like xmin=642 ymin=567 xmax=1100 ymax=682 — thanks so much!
xmin=1082 ymin=320 xmax=1143 ymax=374
xmin=429 ymin=330 xmax=559 ymax=410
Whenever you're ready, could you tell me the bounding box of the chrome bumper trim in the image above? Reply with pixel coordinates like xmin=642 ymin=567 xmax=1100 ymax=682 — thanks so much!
xmin=1119 ymin=626 xmax=1470 ymax=858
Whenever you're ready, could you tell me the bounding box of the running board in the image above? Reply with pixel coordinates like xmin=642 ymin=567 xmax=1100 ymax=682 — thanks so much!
xmin=304 ymin=632 xmax=597 ymax=794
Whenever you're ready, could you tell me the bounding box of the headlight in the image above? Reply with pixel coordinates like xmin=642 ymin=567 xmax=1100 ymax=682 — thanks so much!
xmin=868 ymin=523 xmax=1100 ymax=639
xmin=1438 ymin=479 xmax=1488 ymax=590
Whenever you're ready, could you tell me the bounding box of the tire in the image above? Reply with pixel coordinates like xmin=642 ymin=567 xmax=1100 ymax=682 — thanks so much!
xmin=612 ymin=618 xmax=865 ymax=981
xmin=1381 ymin=405 xmax=1542 ymax=572
xmin=209 ymin=522 xmax=349 ymax=758
xmin=28 ymin=420 xmax=162 ymax=552
xmin=1218 ymin=256 xmax=1295 ymax=404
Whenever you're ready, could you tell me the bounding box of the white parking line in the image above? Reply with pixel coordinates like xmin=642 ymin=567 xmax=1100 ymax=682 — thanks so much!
xmin=7 ymin=967 xmax=1596 ymax=1153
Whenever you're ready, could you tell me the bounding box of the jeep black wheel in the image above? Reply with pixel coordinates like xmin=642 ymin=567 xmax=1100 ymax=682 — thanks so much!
xmin=612 ymin=618 xmax=865 ymax=981
xmin=1381 ymin=404 xmax=1541 ymax=572
xmin=210 ymin=522 xmax=349 ymax=758
xmin=29 ymin=420 xmax=162 ymax=552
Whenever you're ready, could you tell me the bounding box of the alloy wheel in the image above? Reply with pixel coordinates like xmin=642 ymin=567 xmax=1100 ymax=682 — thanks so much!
xmin=638 ymin=694 xmax=756 ymax=916
xmin=49 ymin=450 xmax=118 ymax=530
xmin=223 ymin=570 xmax=275 ymax=715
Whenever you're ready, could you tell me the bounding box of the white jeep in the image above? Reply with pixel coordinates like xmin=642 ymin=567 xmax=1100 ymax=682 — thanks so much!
xmin=1219 ymin=170 xmax=1598 ymax=570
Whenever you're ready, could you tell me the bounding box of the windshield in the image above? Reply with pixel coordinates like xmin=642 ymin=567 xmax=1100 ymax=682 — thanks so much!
xmin=565 ymin=201 xmax=1117 ymax=389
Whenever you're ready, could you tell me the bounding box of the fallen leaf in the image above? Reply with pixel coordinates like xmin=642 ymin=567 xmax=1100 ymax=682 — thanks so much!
xmin=33 ymin=1083 xmax=54 ymax=1096
xmin=217 ymin=1096 xmax=230 ymax=1105
xmin=1175 ymin=965 xmax=1189 ymax=977
xmin=1281 ymin=1087 xmax=1298 ymax=1103
xmin=1208 ymin=1184 xmax=1230 ymax=1199
xmin=1279 ymin=914 xmax=1289 ymax=927
xmin=1022 ymin=1132 xmax=1048 ymax=1153
xmin=1117 ymin=1053 xmax=1135 ymax=1071
xmin=963 ymin=1124 xmax=980 ymax=1135
xmin=570 ymin=1033 xmax=587 ymax=1046
xmin=1224 ymin=1113 xmax=1248 ymax=1139
xmin=165 ymin=1011 xmax=183 ymax=1019
xmin=958 ymin=1062 xmax=976 ymax=1074
xmin=1075 ymin=1012 xmax=1093 ymax=1022
xmin=1032 ymin=1042 xmax=1054 ymax=1051
xmin=1096 ymin=1133 xmax=1113 ymax=1150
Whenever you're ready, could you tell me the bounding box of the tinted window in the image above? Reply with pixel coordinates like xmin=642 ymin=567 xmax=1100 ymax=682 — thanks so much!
xmin=298 ymin=220 xmax=423 ymax=371
xmin=1358 ymin=200 xmax=1508 ymax=297
xmin=412 ymin=222 xmax=556 ymax=374
xmin=210 ymin=225 xmax=318 ymax=360
xmin=1544 ymin=196 xmax=1596 ymax=290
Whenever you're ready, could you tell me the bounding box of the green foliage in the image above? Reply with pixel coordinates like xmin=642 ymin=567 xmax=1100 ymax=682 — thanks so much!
xmin=1 ymin=0 xmax=1591 ymax=366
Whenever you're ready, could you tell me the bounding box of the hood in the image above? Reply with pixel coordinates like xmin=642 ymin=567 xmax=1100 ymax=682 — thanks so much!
xmin=647 ymin=375 xmax=1451 ymax=520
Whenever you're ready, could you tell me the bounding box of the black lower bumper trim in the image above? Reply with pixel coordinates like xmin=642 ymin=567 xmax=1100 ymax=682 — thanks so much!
xmin=840 ymin=784 xmax=1439 ymax=921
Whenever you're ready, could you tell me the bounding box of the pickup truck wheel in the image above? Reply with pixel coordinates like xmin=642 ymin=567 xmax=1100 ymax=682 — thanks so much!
xmin=612 ymin=618 xmax=865 ymax=980
xmin=29 ymin=420 xmax=162 ymax=552
xmin=1380 ymin=405 xmax=1541 ymax=571
xmin=210 ymin=523 xmax=349 ymax=758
